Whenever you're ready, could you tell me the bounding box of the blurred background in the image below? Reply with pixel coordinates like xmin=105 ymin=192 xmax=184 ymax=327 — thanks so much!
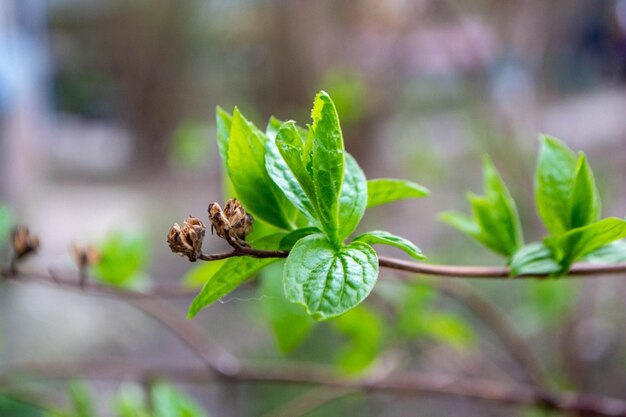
xmin=2 ymin=0 xmax=626 ymax=416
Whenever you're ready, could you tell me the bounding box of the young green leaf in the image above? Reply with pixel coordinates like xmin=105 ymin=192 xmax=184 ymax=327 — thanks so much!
xmin=569 ymin=153 xmax=601 ymax=229
xmin=265 ymin=116 xmax=283 ymax=141
xmin=584 ymin=241 xmax=626 ymax=264
xmin=260 ymin=262 xmax=315 ymax=353
xmin=267 ymin=121 xmax=318 ymax=224
xmin=279 ymin=227 xmax=321 ymax=250
xmin=283 ymin=234 xmax=378 ymax=320
xmin=188 ymin=234 xmax=286 ymax=318
xmin=534 ymin=135 xmax=578 ymax=236
xmin=367 ymin=179 xmax=430 ymax=208
xmin=216 ymin=106 xmax=233 ymax=163
xmin=114 ymin=384 xmax=151 ymax=417
xmin=545 ymin=217 xmax=626 ymax=270
xmin=509 ymin=243 xmax=561 ymax=277
xmin=227 ymin=108 xmax=295 ymax=229
xmin=440 ymin=156 xmax=523 ymax=257
xmin=337 ymin=154 xmax=367 ymax=239
xmin=306 ymin=91 xmax=345 ymax=242
xmin=354 ymin=230 xmax=425 ymax=260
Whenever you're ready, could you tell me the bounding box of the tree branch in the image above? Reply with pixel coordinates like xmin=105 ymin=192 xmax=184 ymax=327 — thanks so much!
xmin=4 ymin=266 xmax=626 ymax=416
xmin=418 ymin=278 xmax=548 ymax=390
xmin=3 ymin=359 xmax=626 ymax=417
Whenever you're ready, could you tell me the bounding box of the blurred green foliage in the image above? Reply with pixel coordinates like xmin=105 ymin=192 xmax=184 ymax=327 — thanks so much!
xmin=44 ymin=382 xmax=93 ymax=417
xmin=319 ymin=68 xmax=367 ymax=126
xmin=0 ymin=204 xmax=12 ymax=248
xmin=333 ymin=305 xmax=383 ymax=374
xmin=45 ymin=382 xmax=210 ymax=417
xmin=0 ymin=395 xmax=44 ymax=417
xmin=169 ymin=122 xmax=212 ymax=171
xmin=259 ymin=262 xmax=315 ymax=354
xmin=397 ymin=284 xmax=475 ymax=351
xmin=92 ymin=233 xmax=148 ymax=287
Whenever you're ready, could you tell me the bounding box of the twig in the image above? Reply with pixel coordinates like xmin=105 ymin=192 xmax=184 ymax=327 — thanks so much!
xmin=196 ymin=247 xmax=626 ymax=279
xmin=420 ymin=278 xmax=548 ymax=390
xmin=4 ymin=268 xmax=626 ymax=416
xmin=3 ymin=360 xmax=626 ymax=417
xmin=259 ymin=387 xmax=355 ymax=417
xmin=0 ymin=268 xmax=239 ymax=377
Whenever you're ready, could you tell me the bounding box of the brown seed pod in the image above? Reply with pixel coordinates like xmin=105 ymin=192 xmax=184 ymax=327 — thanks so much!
xmin=208 ymin=202 xmax=231 ymax=239
xmin=167 ymin=216 xmax=206 ymax=261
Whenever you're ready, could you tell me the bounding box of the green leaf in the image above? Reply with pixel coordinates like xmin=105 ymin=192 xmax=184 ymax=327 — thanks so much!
xmin=267 ymin=121 xmax=318 ymax=224
xmin=260 ymin=262 xmax=315 ymax=353
xmin=534 ymin=135 xmax=578 ymax=236
xmin=337 ymin=154 xmax=367 ymax=238
xmin=152 ymin=384 xmax=208 ymax=417
xmin=279 ymin=227 xmax=321 ymax=250
xmin=569 ymin=153 xmax=601 ymax=229
xmin=92 ymin=233 xmax=148 ymax=287
xmin=333 ymin=305 xmax=383 ymax=374
xmin=215 ymin=106 xmax=232 ymax=163
xmin=366 ymin=179 xmax=430 ymax=208
xmin=509 ymin=243 xmax=561 ymax=277
xmin=0 ymin=205 xmax=12 ymax=248
xmin=265 ymin=116 xmax=283 ymax=141
xmin=227 ymin=108 xmax=295 ymax=229
xmin=187 ymin=234 xmax=285 ymax=318
xmin=283 ymin=234 xmax=378 ymax=320
xmin=584 ymin=241 xmax=626 ymax=264
xmin=546 ymin=217 xmax=626 ymax=270
xmin=182 ymin=258 xmax=228 ymax=288
xmin=354 ymin=230 xmax=425 ymax=260
xmin=440 ymin=156 xmax=523 ymax=257
xmin=306 ymin=91 xmax=345 ymax=242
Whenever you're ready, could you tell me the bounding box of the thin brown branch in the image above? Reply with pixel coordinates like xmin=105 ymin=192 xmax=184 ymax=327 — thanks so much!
xmin=3 ymin=360 xmax=626 ymax=417
xmin=260 ymin=387 xmax=355 ymax=417
xmin=419 ymin=278 xmax=548 ymax=390
xmin=4 ymin=267 xmax=626 ymax=416
xmin=0 ymin=267 xmax=239 ymax=377
xmin=195 ymin=247 xmax=626 ymax=279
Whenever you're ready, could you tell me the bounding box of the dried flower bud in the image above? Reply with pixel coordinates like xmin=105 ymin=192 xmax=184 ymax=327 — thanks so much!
xmin=11 ymin=226 xmax=40 ymax=260
xmin=167 ymin=216 xmax=206 ymax=261
xmin=223 ymin=198 xmax=253 ymax=240
xmin=208 ymin=199 xmax=253 ymax=247
xmin=208 ymin=202 xmax=230 ymax=239
xmin=71 ymin=243 xmax=100 ymax=268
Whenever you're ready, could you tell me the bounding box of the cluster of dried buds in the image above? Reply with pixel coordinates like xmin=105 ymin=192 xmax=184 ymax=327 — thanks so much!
xmin=167 ymin=216 xmax=207 ymax=261
xmin=208 ymin=198 xmax=253 ymax=247
xmin=11 ymin=226 xmax=40 ymax=260
xmin=167 ymin=198 xmax=254 ymax=261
